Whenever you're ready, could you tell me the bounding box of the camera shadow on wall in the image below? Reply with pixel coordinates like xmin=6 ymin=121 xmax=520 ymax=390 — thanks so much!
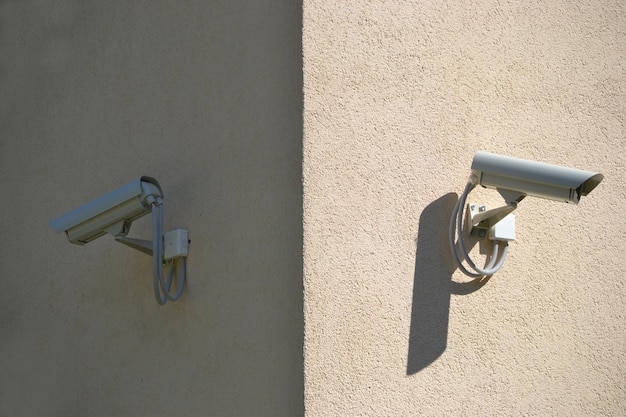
xmin=406 ymin=193 xmax=489 ymax=375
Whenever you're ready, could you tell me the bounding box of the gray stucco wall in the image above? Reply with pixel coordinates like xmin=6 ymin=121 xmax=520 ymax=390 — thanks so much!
xmin=1 ymin=1 xmax=303 ymax=415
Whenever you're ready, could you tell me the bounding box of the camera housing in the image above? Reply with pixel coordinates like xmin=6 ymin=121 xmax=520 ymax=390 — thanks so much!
xmin=49 ymin=176 xmax=162 ymax=244
xmin=471 ymin=151 xmax=603 ymax=204
xmin=49 ymin=176 xmax=188 ymax=305
xmin=450 ymin=151 xmax=604 ymax=279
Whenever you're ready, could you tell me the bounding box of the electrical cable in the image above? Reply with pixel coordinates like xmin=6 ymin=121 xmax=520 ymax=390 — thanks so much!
xmin=149 ymin=197 xmax=186 ymax=305
xmin=449 ymin=176 xmax=509 ymax=278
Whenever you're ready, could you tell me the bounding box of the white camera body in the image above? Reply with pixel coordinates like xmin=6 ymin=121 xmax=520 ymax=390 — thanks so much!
xmin=450 ymin=151 xmax=604 ymax=279
xmin=49 ymin=176 xmax=189 ymax=304
xmin=49 ymin=176 xmax=162 ymax=245
xmin=471 ymin=151 xmax=603 ymax=204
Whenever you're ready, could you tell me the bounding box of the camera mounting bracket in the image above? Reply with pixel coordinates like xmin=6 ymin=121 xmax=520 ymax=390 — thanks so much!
xmin=467 ymin=202 xmax=517 ymax=240
xmin=116 ymin=236 xmax=153 ymax=256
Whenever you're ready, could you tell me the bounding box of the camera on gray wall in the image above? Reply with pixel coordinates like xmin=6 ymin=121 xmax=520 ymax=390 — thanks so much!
xmin=50 ymin=176 xmax=189 ymax=305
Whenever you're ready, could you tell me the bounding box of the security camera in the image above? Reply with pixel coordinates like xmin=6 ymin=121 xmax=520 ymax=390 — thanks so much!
xmin=471 ymin=151 xmax=603 ymax=204
xmin=450 ymin=152 xmax=603 ymax=279
xmin=49 ymin=176 xmax=162 ymax=244
xmin=50 ymin=176 xmax=189 ymax=305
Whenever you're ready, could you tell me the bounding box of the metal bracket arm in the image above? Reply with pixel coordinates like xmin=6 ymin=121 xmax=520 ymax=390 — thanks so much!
xmin=115 ymin=236 xmax=153 ymax=256
xmin=468 ymin=203 xmax=518 ymax=237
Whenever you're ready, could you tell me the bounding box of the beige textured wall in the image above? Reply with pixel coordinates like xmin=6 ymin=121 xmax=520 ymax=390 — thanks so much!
xmin=0 ymin=1 xmax=303 ymax=416
xmin=303 ymin=0 xmax=625 ymax=415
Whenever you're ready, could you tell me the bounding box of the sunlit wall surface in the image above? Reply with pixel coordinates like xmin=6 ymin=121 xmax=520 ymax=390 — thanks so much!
xmin=303 ymin=1 xmax=625 ymax=415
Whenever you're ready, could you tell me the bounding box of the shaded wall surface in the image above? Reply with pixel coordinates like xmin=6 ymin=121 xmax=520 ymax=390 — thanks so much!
xmin=303 ymin=0 xmax=625 ymax=415
xmin=0 ymin=1 xmax=303 ymax=416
